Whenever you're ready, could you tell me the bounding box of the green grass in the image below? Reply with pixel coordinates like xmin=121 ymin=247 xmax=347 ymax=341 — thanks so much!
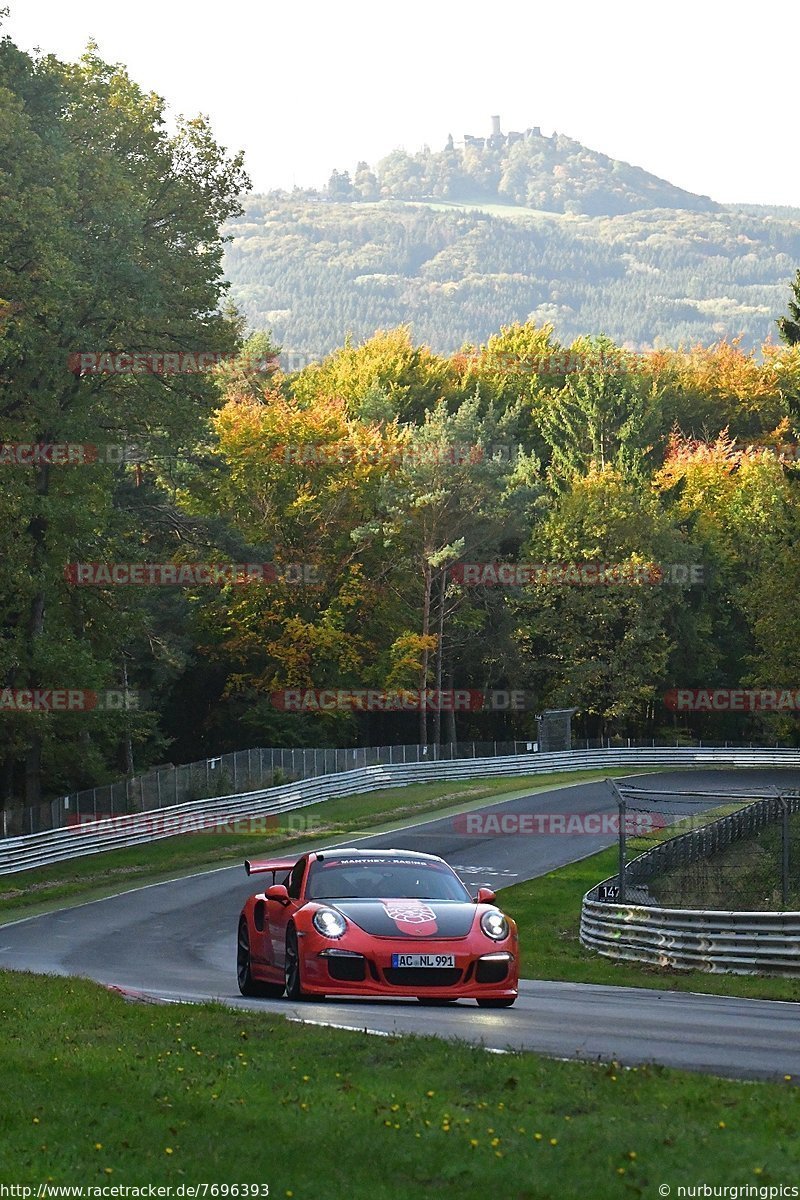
xmin=355 ymin=197 xmax=570 ymax=221
xmin=1 ymin=971 xmax=797 ymax=1196
xmin=409 ymin=198 xmax=564 ymax=221
xmin=499 ymin=843 xmax=800 ymax=1002
xmin=0 ymin=769 xmax=650 ymax=922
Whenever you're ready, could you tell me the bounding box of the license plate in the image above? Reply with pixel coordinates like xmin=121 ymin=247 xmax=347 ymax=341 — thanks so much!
xmin=391 ymin=953 xmax=455 ymax=968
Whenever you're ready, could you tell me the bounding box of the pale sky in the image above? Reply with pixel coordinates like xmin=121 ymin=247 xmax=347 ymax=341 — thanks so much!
xmin=5 ymin=0 xmax=798 ymax=207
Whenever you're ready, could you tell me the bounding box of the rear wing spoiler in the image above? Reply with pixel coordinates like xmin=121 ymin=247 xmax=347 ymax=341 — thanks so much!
xmin=245 ymin=856 xmax=298 ymax=881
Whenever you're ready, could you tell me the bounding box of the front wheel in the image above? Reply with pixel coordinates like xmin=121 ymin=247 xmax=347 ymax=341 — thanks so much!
xmin=237 ymin=919 xmax=284 ymax=998
xmin=477 ymin=996 xmax=516 ymax=1008
xmin=284 ymin=925 xmax=309 ymax=1001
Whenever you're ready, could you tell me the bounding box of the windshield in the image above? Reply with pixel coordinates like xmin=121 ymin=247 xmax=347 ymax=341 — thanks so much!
xmin=305 ymin=857 xmax=470 ymax=901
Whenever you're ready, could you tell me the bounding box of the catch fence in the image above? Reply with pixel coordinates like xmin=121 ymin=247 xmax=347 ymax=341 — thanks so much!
xmin=3 ymin=735 xmax=773 ymax=838
xmin=3 ymin=740 xmax=540 ymax=837
xmin=597 ymin=781 xmax=800 ymax=910
xmin=581 ymin=780 xmax=800 ymax=976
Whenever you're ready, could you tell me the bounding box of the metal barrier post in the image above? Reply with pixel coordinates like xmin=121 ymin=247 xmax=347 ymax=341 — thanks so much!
xmin=606 ymin=778 xmax=627 ymax=903
xmin=618 ymin=797 xmax=627 ymax=903
xmin=782 ymin=793 xmax=791 ymax=909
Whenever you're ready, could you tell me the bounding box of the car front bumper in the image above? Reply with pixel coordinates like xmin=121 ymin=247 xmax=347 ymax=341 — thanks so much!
xmin=298 ymin=937 xmax=518 ymax=999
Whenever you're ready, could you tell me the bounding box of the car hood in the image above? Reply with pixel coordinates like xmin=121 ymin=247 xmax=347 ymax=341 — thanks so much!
xmin=327 ymin=898 xmax=478 ymax=938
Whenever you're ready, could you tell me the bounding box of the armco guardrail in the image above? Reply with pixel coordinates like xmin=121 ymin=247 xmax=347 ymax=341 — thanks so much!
xmin=581 ymin=787 xmax=800 ymax=977
xmin=580 ymin=900 xmax=800 ymax=976
xmin=3 ymin=746 xmax=800 ymax=876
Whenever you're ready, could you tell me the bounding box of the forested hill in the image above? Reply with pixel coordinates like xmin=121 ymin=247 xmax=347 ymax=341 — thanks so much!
xmin=322 ymin=124 xmax=718 ymax=217
xmin=222 ymin=120 xmax=799 ymax=362
xmin=223 ymin=196 xmax=800 ymax=363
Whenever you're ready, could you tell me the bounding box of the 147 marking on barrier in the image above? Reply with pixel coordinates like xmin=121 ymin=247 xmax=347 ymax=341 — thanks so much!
xmin=597 ymin=884 xmax=621 ymax=900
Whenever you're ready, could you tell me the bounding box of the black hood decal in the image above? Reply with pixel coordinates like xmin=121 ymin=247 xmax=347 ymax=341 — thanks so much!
xmin=329 ymin=899 xmax=477 ymax=939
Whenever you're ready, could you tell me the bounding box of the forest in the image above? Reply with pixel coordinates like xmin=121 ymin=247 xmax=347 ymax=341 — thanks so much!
xmin=225 ymin=195 xmax=800 ymax=360
xmin=224 ymin=121 xmax=800 ymax=359
xmin=3 ymin=30 xmax=800 ymax=810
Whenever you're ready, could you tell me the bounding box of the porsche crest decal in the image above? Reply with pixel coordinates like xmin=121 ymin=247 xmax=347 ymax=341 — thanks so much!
xmin=381 ymin=900 xmax=439 ymax=936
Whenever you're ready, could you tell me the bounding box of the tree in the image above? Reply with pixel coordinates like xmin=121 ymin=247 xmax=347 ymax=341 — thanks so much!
xmin=290 ymin=327 xmax=461 ymax=423
xmin=512 ymin=467 xmax=690 ymax=735
xmin=184 ymin=384 xmax=411 ymax=747
xmin=351 ymin=394 xmax=534 ymax=746
xmin=0 ymin=30 xmax=248 ymax=804
xmin=655 ymin=340 xmax=792 ymax=441
xmin=656 ymin=433 xmax=800 ymax=740
xmin=777 ymin=269 xmax=800 ymax=345
xmin=326 ymin=169 xmax=354 ymax=201
xmin=535 ymin=337 xmax=665 ymax=486
xmin=353 ymin=162 xmax=379 ymax=202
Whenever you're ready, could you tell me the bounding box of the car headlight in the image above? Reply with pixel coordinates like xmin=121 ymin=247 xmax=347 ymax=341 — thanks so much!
xmin=312 ymin=908 xmax=347 ymax=939
xmin=480 ymin=909 xmax=509 ymax=941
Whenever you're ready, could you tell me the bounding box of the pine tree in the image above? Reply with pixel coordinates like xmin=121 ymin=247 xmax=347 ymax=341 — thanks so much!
xmin=777 ymin=269 xmax=800 ymax=345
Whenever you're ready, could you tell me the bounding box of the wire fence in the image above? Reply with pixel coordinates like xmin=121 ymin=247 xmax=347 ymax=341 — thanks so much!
xmin=1 ymin=734 xmax=789 ymax=840
xmin=597 ymin=782 xmax=800 ymax=911
xmin=1 ymin=740 xmax=543 ymax=837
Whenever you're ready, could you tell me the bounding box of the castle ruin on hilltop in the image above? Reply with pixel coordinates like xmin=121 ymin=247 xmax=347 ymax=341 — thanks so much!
xmin=448 ymin=116 xmax=554 ymax=151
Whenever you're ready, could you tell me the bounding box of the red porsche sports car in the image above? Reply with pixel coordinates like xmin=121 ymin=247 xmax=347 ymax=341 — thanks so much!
xmin=237 ymin=847 xmax=518 ymax=1006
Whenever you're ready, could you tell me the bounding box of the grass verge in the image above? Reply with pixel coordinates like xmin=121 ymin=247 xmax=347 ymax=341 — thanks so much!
xmin=499 ymin=842 xmax=800 ymax=1002
xmin=0 ymin=769 xmax=649 ymax=921
xmin=1 ymin=971 xmax=797 ymax=1197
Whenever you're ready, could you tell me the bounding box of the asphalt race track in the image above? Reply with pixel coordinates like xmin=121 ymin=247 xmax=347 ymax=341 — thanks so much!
xmin=2 ymin=768 xmax=800 ymax=1082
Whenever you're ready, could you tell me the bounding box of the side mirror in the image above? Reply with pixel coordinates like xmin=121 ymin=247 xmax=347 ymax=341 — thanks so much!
xmin=266 ymin=883 xmax=290 ymax=905
xmin=475 ymin=886 xmax=496 ymax=904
